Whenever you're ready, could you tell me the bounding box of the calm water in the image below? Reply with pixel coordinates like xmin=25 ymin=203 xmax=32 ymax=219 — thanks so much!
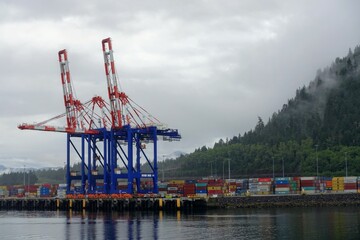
xmin=0 ymin=207 xmax=359 ymax=239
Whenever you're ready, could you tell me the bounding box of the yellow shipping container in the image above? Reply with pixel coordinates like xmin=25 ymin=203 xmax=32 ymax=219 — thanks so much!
xmin=333 ymin=177 xmax=344 ymax=181
xmin=169 ymin=180 xmax=185 ymax=185
xmin=258 ymin=191 xmax=271 ymax=195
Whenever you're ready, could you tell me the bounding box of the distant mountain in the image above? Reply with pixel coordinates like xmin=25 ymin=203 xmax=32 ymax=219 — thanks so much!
xmin=165 ymin=151 xmax=187 ymax=160
xmin=0 ymin=158 xmax=61 ymax=176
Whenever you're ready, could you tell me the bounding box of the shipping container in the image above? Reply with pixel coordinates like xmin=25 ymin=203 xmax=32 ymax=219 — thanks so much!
xmin=300 ymin=177 xmax=317 ymax=194
xmin=332 ymin=177 xmax=345 ymax=192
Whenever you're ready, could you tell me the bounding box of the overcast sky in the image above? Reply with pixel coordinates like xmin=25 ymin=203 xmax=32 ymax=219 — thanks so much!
xmin=1 ymin=0 xmax=360 ymax=168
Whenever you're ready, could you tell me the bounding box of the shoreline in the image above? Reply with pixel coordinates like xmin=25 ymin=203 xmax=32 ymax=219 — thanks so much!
xmin=208 ymin=193 xmax=360 ymax=208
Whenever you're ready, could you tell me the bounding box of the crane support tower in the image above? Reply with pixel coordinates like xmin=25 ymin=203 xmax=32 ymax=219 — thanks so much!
xmin=18 ymin=38 xmax=181 ymax=195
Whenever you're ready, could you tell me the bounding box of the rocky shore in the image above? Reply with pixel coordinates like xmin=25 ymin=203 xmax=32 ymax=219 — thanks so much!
xmin=207 ymin=193 xmax=360 ymax=208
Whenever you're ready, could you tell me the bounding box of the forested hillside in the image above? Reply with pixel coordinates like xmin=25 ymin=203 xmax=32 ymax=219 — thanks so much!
xmin=160 ymin=45 xmax=360 ymax=179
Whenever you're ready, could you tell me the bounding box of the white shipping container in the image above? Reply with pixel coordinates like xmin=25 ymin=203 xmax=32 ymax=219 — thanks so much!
xmin=57 ymin=189 xmax=67 ymax=198
xmin=258 ymin=182 xmax=272 ymax=185
xmin=196 ymin=193 xmax=207 ymax=197
xmin=344 ymin=189 xmax=357 ymax=193
xmin=344 ymin=177 xmax=357 ymax=183
xmin=303 ymin=190 xmax=316 ymax=194
xmin=300 ymin=177 xmax=316 ymax=180
xmin=225 ymin=179 xmax=236 ymax=183
xmin=258 ymin=185 xmax=271 ymax=190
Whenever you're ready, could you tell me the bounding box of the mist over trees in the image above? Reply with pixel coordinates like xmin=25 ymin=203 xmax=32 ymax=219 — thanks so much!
xmin=160 ymin=45 xmax=360 ymax=179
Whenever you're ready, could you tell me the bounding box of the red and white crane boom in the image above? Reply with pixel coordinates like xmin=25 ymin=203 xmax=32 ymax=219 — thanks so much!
xmin=102 ymin=38 xmax=124 ymax=128
xmin=58 ymin=49 xmax=78 ymax=130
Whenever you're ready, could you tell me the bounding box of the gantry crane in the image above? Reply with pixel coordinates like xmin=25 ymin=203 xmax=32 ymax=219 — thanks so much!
xmin=19 ymin=38 xmax=181 ymax=194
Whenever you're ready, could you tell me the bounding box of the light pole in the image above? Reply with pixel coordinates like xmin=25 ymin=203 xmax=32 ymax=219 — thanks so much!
xmin=162 ymin=155 xmax=165 ymax=182
xmin=315 ymin=145 xmax=319 ymax=178
xmin=27 ymin=169 xmax=29 ymax=198
xmin=222 ymin=159 xmax=231 ymax=181
xmin=282 ymin=157 xmax=284 ymax=177
xmin=228 ymin=158 xmax=231 ymax=193
xmin=222 ymin=160 xmax=225 ymax=180
xmin=228 ymin=158 xmax=231 ymax=181
xmin=23 ymin=165 xmax=28 ymax=198
xmin=272 ymin=157 xmax=275 ymax=180
xmin=23 ymin=165 xmax=25 ymax=188
xmin=345 ymin=152 xmax=348 ymax=177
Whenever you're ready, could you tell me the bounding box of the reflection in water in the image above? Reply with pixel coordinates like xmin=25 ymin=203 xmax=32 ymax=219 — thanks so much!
xmin=65 ymin=211 xmax=163 ymax=240
xmin=1 ymin=207 xmax=359 ymax=239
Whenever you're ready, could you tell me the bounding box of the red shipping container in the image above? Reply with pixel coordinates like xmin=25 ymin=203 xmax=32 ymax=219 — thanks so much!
xmin=42 ymin=183 xmax=52 ymax=188
xmin=208 ymin=190 xmax=222 ymax=195
xmin=207 ymin=183 xmax=223 ymax=187
xmin=301 ymin=180 xmax=315 ymax=187
xmin=258 ymin=178 xmax=272 ymax=182
xmin=197 ymin=179 xmax=209 ymax=183
xmin=184 ymin=183 xmax=195 ymax=188
xmin=183 ymin=189 xmax=196 ymax=195
xmin=344 ymin=183 xmax=357 ymax=189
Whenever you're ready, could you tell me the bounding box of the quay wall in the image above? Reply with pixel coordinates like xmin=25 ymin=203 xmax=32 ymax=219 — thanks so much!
xmin=0 ymin=197 xmax=207 ymax=212
xmin=1 ymin=193 xmax=360 ymax=212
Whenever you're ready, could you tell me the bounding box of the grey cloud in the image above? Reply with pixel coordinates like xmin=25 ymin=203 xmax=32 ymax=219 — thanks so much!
xmin=1 ymin=1 xmax=360 ymax=167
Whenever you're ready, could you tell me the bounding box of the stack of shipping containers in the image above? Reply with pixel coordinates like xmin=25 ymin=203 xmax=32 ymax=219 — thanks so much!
xmin=235 ymin=179 xmax=248 ymax=195
xmin=315 ymin=177 xmax=324 ymax=193
xmin=168 ymin=180 xmax=185 ymax=196
xmin=195 ymin=182 xmax=207 ymax=197
xmin=8 ymin=186 xmax=19 ymax=197
xmin=343 ymin=177 xmax=357 ymax=193
xmin=167 ymin=183 xmax=178 ymax=196
xmin=300 ymin=177 xmax=316 ymax=194
xmin=275 ymin=177 xmax=290 ymax=194
xmin=158 ymin=182 xmax=168 ymax=197
xmin=323 ymin=177 xmax=333 ymax=193
xmin=207 ymin=180 xmax=222 ymax=196
xmin=0 ymin=186 xmax=8 ymax=197
xmin=183 ymin=181 xmax=196 ymax=197
xmin=38 ymin=185 xmax=50 ymax=197
xmin=57 ymin=184 xmax=67 ymax=198
xmin=257 ymin=178 xmax=272 ymax=195
xmin=248 ymin=178 xmax=259 ymax=195
xmin=290 ymin=177 xmax=300 ymax=194
xmin=332 ymin=177 xmax=344 ymax=192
